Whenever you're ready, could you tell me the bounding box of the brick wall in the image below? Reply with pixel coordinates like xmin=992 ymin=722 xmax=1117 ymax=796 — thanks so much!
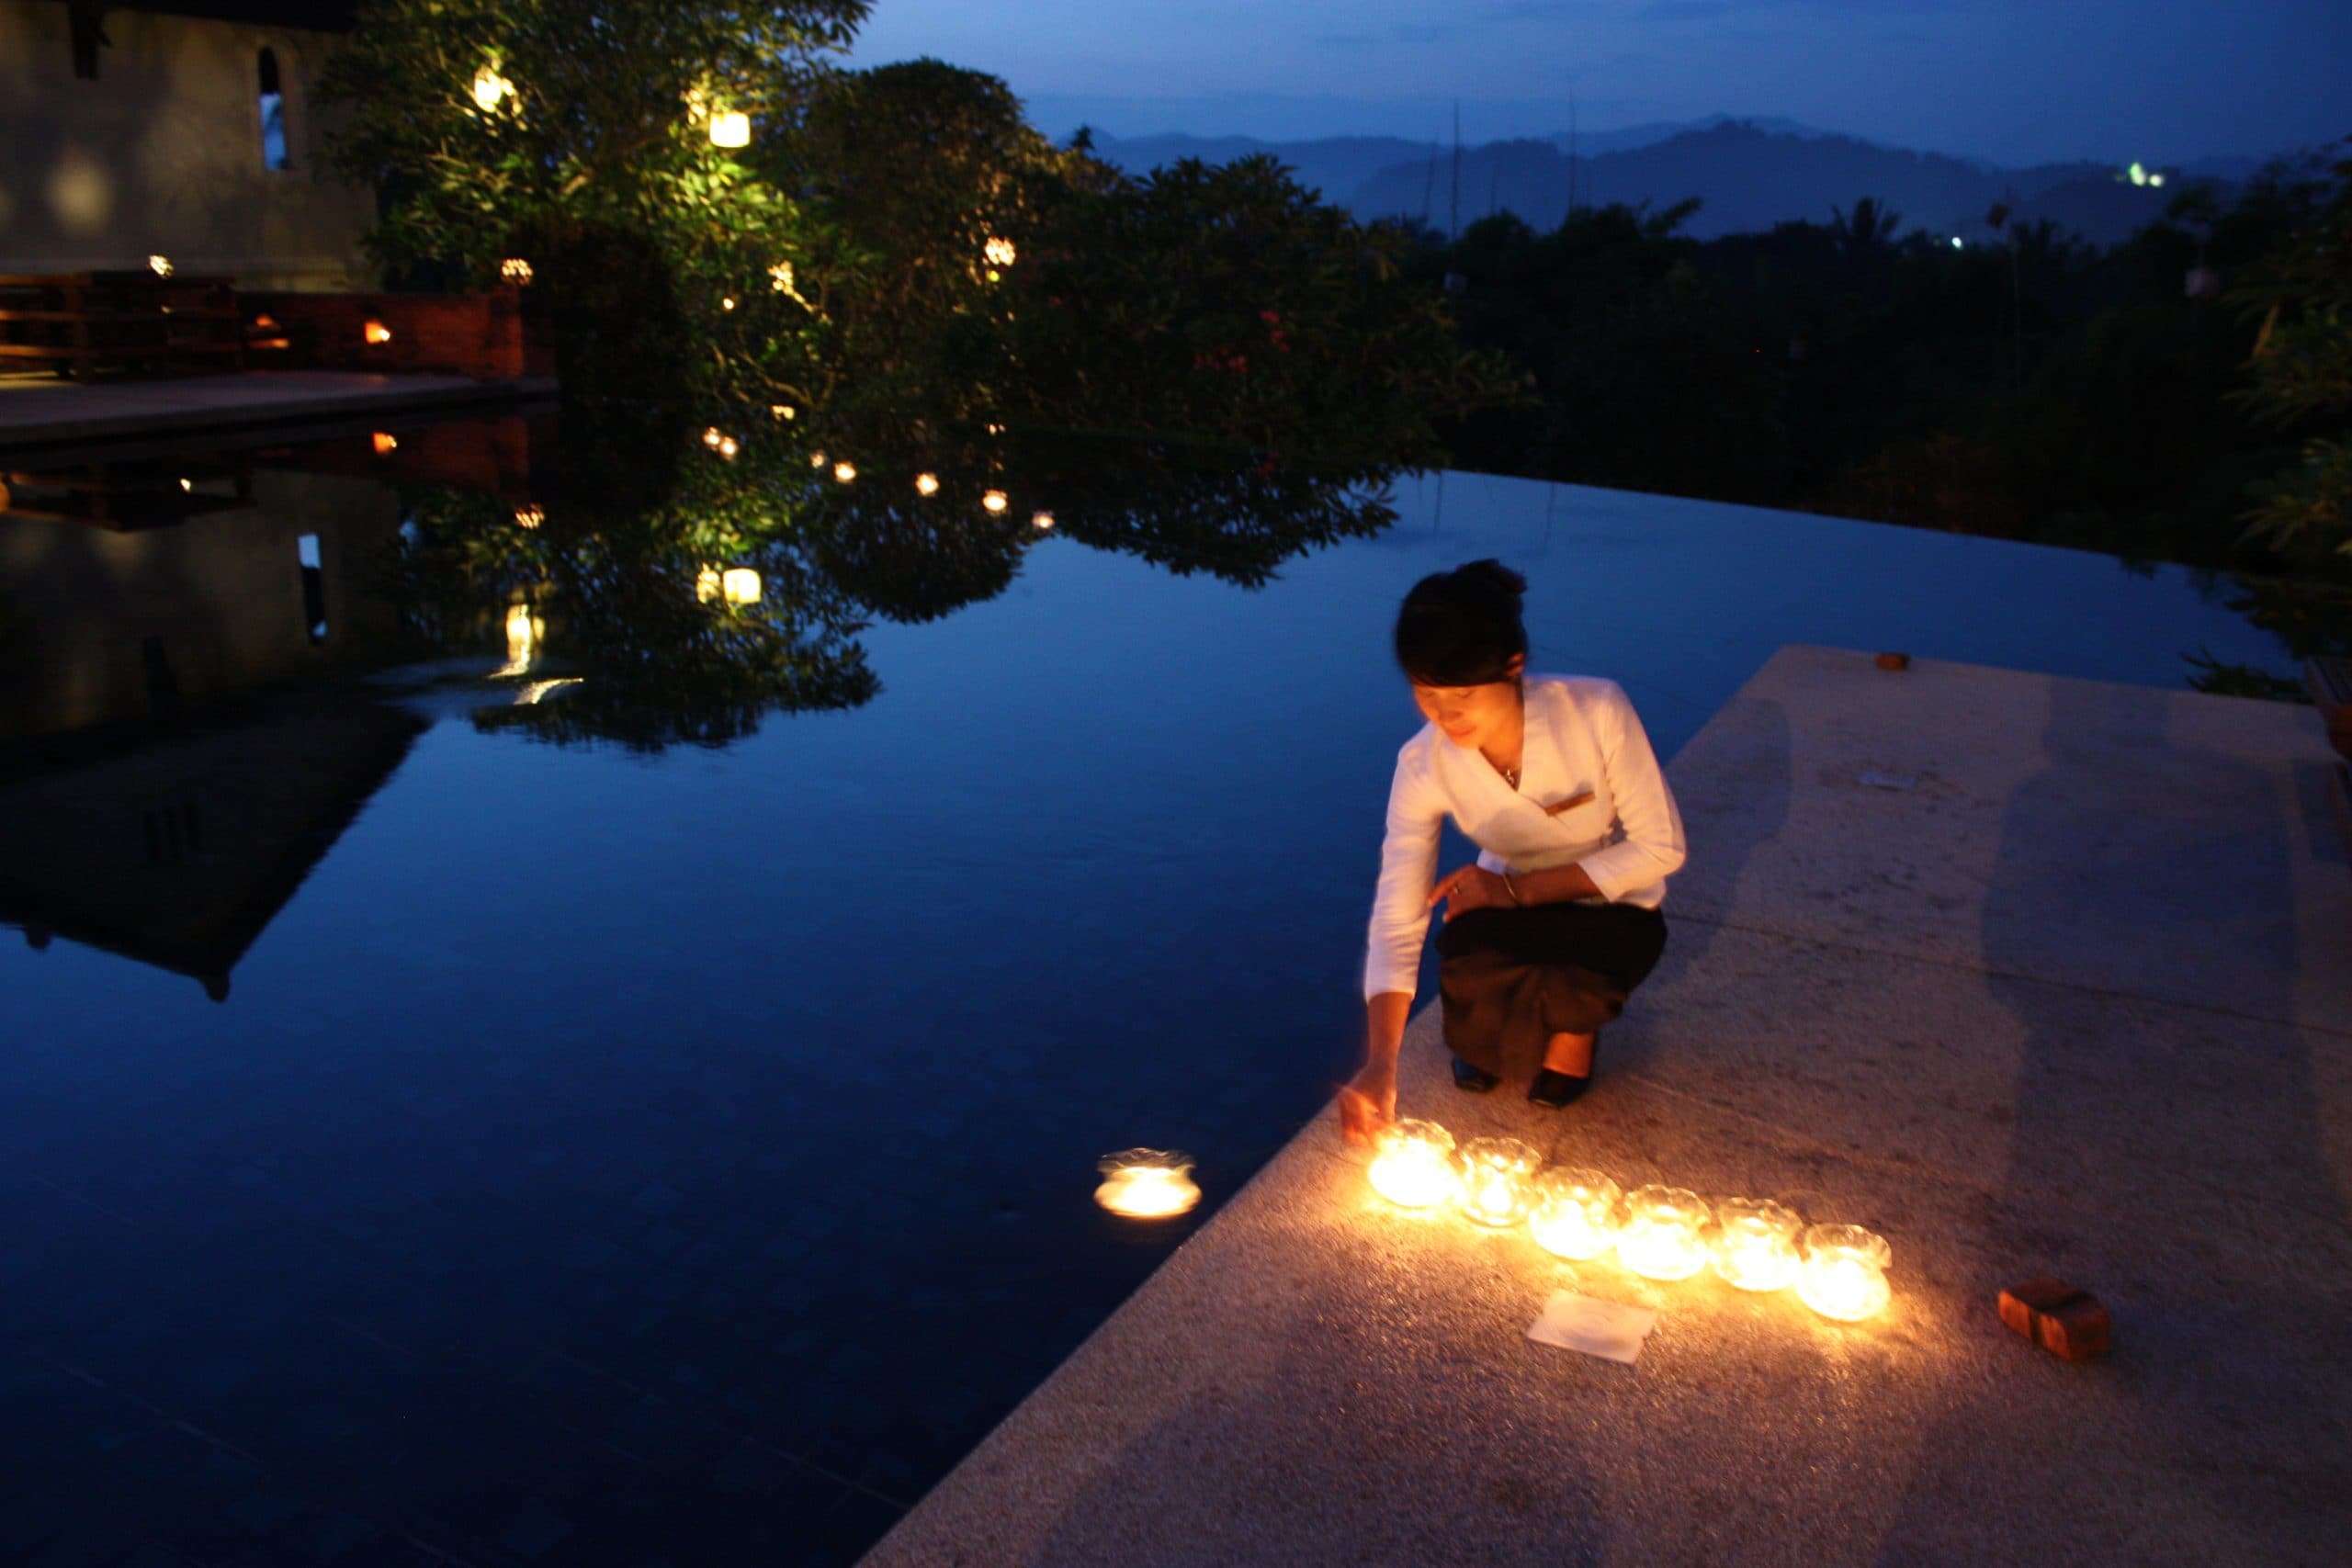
xmin=241 ymin=288 xmax=555 ymax=380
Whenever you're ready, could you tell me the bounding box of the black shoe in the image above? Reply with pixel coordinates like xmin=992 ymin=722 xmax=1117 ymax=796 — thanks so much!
xmin=1450 ymin=1055 xmax=1500 ymax=1093
xmin=1527 ymin=1068 xmax=1591 ymax=1110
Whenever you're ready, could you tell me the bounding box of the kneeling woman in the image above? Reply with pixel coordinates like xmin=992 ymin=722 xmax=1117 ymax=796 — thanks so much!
xmin=1342 ymin=560 xmax=1687 ymax=1141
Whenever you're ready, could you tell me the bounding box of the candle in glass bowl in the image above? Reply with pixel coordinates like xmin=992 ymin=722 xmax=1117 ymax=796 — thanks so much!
xmin=1456 ymin=1137 xmax=1543 ymax=1228
xmin=1092 ymin=1149 xmax=1200 ymax=1219
xmin=1617 ymin=1185 xmax=1712 ymax=1280
xmin=1528 ymin=1168 xmax=1622 ymax=1259
xmin=1798 ymin=1224 xmax=1893 ymax=1321
xmin=1366 ymin=1120 xmax=1460 ymax=1209
xmin=1711 ymin=1198 xmax=1804 ymax=1292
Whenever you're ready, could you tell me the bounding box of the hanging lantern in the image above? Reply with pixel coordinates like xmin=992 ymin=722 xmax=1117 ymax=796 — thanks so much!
xmin=718 ymin=436 xmax=739 ymax=459
xmin=709 ymin=110 xmax=752 ymax=148
xmin=1528 ymin=1168 xmax=1621 ymax=1260
xmin=500 ymin=257 xmax=534 ymax=285
xmin=364 ymin=320 xmax=393 ymax=345
xmin=370 ymin=432 xmax=398 ymax=456
xmin=770 ymin=262 xmax=795 ymax=293
xmin=981 ymin=490 xmax=1009 ymax=513
xmin=1093 ymin=1149 xmax=1201 ymax=1219
xmin=147 ymin=254 xmax=175 ymax=278
xmin=833 ymin=460 xmax=856 ymax=483
xmin=1618 ymin=1186 xmax=1711 ymax=1280
xmin=914 ymin=472 xmax=941 ymax=496
xmin=513 ymin=504 xmax=544 ymax=529
xmin=1032 ymin=511 xmax=1055 ymax=531
xmin=984 ymin=236 xmax=1017 ymax=268
xmin=771 ymin=404 xmax=796 ymax=421
xmin=1711 ymin=1199 xmax=1804 ymax=1292
xmin=720 ymin=297 xmax=737 ymax=311
xmin=702 ymin=427 xmax=725 ymax=448
xmin=1366 ymin=1120 xmax=1460 ymax=1210
xmin=720 ymin=568 xmax=762 ymax=606
xmin=1456 ymin=1136 xmax=1541 ymax=1228
xmin=1797 ymin=1224 xmax=1892 ymax=1322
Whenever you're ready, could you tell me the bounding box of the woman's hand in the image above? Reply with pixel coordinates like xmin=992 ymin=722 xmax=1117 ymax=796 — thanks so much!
xmin=1428 ymin=865 xmax=1512 ymax=922
xmin=1337 ymin=1064 xmax=1396 ymax=1146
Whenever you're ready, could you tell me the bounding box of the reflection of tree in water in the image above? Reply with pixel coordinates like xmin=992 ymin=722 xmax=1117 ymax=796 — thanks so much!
xmin=2184 ymin=570 xmax=2352 ymax=698
xmin=379 ymin=420 xmax=876 ymax=753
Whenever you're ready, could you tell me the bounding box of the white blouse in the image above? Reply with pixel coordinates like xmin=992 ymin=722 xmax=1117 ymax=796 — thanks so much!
xmin=1364 ymin=673 xmax=1687 ymax=1000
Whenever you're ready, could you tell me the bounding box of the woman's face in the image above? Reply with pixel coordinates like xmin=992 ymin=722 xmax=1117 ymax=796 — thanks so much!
xmin=1410 ymin=654 xmax=1525 ymax=752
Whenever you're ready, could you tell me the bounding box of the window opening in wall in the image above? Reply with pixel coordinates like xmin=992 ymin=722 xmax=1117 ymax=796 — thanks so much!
xmin=298 ymin=533 xmax=327 ymax=643
xmin=258 ymin=48 xmax=289 ymax=170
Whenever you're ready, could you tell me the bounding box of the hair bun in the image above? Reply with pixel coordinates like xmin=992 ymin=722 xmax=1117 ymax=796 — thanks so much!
xmin=1452 ymin=558 xmax=1526 ymax=604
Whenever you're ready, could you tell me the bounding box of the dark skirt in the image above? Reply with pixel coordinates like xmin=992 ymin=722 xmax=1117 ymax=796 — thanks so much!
xmin=1436 ymin=902 xmax=1669 ymax=1077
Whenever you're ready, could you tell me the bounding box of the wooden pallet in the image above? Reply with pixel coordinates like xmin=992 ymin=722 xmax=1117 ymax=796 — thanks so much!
xmin=0 ymin=272 xmax=247 ymax=382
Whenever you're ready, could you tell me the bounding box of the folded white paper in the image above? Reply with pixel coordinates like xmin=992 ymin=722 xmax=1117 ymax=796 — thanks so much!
xmin=1527 ymin=1291 xmax=1659 ymax=1365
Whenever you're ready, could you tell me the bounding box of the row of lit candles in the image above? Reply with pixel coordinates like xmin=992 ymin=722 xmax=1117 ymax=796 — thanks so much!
xmin=1370 ymin=1121 xmax=1893 ymax=1322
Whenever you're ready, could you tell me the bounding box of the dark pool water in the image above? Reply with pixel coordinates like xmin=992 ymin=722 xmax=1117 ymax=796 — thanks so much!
xmin=0 ymin=420 xmax=2301 ymax=1566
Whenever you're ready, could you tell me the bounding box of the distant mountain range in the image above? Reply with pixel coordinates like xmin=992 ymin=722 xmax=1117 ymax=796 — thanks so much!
xmin=1085 ymin=118 xmax=2284 ymax=246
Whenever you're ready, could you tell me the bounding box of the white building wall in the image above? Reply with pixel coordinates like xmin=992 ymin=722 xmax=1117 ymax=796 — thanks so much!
xmin=0 ymin=6 xmax=376 ymax=288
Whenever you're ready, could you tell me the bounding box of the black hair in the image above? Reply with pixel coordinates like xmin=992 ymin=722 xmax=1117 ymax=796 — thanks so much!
xmin=1393 ymin=558 xmax=1528 ymax=686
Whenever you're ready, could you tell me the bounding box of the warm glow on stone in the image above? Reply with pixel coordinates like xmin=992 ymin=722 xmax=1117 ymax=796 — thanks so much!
xmin=1367 ymin=1120 xmax=1460 ymax=1210
xmin=1798 ymin=1224 xmax=1892 ymax=1321
xmin=1456 ymin=1136 xmax=1541 ymax=1228
xmin=1094 ymin=1150 xmax=1200 ymax=1219
xmin=1711 ymin=1199 xmax=1803 ymax=1292
xmin=1618 ymin=1186 xmax=1711 ymax=1280
xmin=1528 ymin=1168 xmax=1621 ymax=1260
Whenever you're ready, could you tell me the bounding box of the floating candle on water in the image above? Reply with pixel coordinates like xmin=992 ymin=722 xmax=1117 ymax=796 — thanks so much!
xmin=1798 ymin=1224 xmax=1892 ymax=1321
xmin=1456 ymin=1136 xmax=1541 ymax=1228
xmin=1711 ymin=1198 xmax=1803 ymax=1292
xmin=1093 ymin=1149 xmax=1200 ymax=1219
xmin=1366 ymin=1120 xmax=1459 ymax=1209
xmin=1618 ymin=1185 xmax=1711 ymax=1280
xmin=1528 ymin=1167 xmax=1621 ymax=1259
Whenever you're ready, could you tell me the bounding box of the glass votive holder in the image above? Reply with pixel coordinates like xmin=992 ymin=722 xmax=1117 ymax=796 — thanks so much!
xmin=1797 ymin=1224 xmax=1893 ymax=1321
xmin=1527 ymin=1167 xmax=1622 ymax=1259
xmin=1092 ymin=1149 xmax=1200 ymax=1219
xmin=1367 ymin=1119 xmax=1461 ymax=1209
xmin=1710 ymin=1198 xmax=1804 ymax=1292
xmin=1455 ymin=1136 xmax=1543 ymax=1228
xmin=1617 ymin=1185 xmax=1712 ymax=1280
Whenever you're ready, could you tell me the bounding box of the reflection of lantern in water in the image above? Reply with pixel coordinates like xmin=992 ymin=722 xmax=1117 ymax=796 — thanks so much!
xmin=495 ymin=601 xmax=540 ymax=677
xmin=708 ymin=109 xmax=751 ymax=148
xmin=914 ymin=472 xmax=941 ymax=496
xmin=981 ymin=490 xmax=1009 ymax=513
xmin=833 ymin=460 xmax=856 ymax=483
xmin=1528 ymin=1168 xmax=1621 ymax=1259
xmin=721 ymin=569 xmax=762 ymax=606
xmin=371 ymin=432 xmax=398 ymax=456
xmin=1618 ymin=1186 xmax=1711 ymax=1280
xmin=1798 ymin=1224 xmax=1891 ymax=1322
xmin=1711 ymin=1199 xmax=1803 ymax=1292
xmin=1456 ymin=1136 xmax=1541 ymax=1227
xmin=364 ymin=320 xmax=393 ymax=345
xmin=1094 ymin=1149 xmax=1200 ymax=1219
xmin=1367 ymin=1120 xmax=1460 ymax=1209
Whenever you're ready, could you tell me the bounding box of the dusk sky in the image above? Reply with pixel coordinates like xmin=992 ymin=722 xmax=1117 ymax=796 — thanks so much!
xmin=848 ymin=0 xmax=2349 ymax=167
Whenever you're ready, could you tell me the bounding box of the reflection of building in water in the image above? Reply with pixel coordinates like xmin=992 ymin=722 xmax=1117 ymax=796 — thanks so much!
xmin=0 ymin=692 xmax=424 ymax=999
xmin=0 ymin=468 xmax=402 ymax=742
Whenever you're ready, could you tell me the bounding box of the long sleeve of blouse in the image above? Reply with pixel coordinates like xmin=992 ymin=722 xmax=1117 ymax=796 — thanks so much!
xmin=1362 ymin=674 xmax=1686 ymax=1001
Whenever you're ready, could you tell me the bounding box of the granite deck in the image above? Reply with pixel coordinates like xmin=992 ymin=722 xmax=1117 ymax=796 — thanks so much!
xmin=0 ymin=370 xmax=556 ymax=452
xmin=862 ymin=643 xmax=2352 ymax=1568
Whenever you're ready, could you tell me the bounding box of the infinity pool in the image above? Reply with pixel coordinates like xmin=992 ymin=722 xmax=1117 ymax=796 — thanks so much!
xmin=0 ymin=420 xmax=2302 ymax=1566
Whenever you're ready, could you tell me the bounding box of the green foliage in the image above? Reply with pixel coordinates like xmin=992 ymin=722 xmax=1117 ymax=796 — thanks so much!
xmin=1007 ymin=155 xmax=1514 ymax=466
xmin=2234 ymin=150 xmax=2352 ymax=561
xmin=318 ymin=0 xmax=867 ymax=400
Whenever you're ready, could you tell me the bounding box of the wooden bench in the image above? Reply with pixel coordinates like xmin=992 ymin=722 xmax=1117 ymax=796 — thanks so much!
xmin=0 ymin=272 xmax=247 ymax=382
